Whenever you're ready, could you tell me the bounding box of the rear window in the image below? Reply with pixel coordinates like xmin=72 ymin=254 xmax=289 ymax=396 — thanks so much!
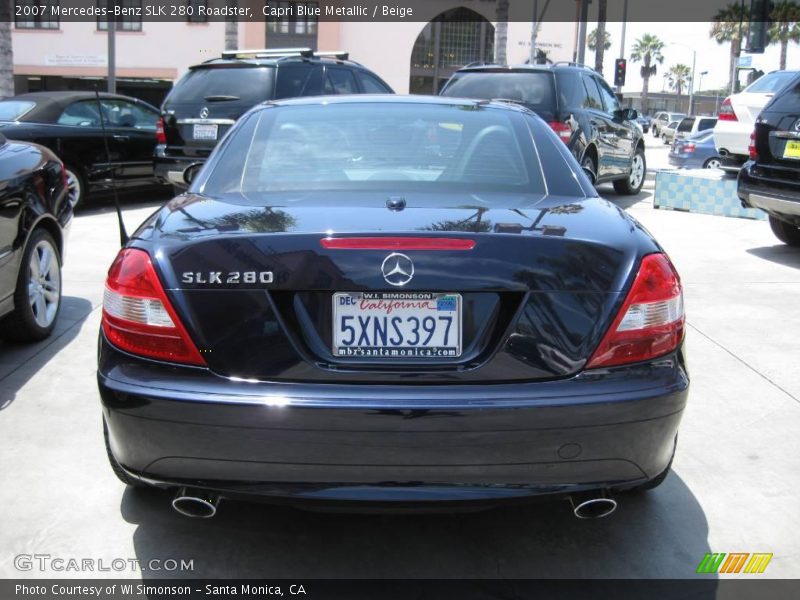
xmin=698 ymin=118 xmax=717 ymax=131
xmin=201 ymin=103 xmax=545 ymax=198
xmin=441 ymin=72 xmax=556 ymax=118
xmin=166 ymin=66 xmax=274 ymax=106
xmin=0 ymin=100 xmax=35 ymax=121
xmin=746 ymin=71 xmax=798 ymax=94
xmin=677 ymin=118 xmax=695 ymax=132
xmin=763 ymin=75 xmax=800 ymax=113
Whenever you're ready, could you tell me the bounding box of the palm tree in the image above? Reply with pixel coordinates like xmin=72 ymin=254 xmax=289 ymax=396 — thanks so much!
xmin=630 ymin=33 xmax=665 ymax=114
xmin=588 ymin=28 xmax=612 ymax=52
xmin=769 ymin=1 xmax=800 ymax=70
xmin=494 ymin=0 xmax=509 ymax=65
xmin=667 ymin=64 xmax=692 ymax=97
xmin=0 ymin=1 xmax=13 ymax=99
xmin=710 ymin=2 xmax=750 ymax=94
xmin=592 ymin=0 xmax=609 ymax=74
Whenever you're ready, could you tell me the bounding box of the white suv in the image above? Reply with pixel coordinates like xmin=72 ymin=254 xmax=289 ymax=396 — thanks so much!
xmin=714 ymin=70 xmax=799 ymax=170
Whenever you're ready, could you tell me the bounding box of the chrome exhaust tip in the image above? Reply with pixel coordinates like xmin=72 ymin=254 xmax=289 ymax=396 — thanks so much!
xmin=171 ymin=487 xmax=220 ymax=518
xmin=569 ymin=491 xmax=617 ymax=519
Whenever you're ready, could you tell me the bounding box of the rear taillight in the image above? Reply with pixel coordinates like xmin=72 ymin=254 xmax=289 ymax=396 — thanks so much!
xmin=749 ymin=130 xmax=758 ymax=160
xmin=548 ymin=121 xmax=572 ymax=143
xmin=718 ymin=97 xmax=738 ymax=121
xmin=102 ymin=249 xmax=205 ymax=366
xmin=155 ymin=117 xmax=167 ymax=144
xmin=684 ymin=143 xmax=696 ymax=153
xmin=587 ymin=254 xmax=684 ymax=369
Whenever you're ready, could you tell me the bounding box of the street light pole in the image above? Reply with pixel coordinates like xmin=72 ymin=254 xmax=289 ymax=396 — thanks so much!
xmin=688 ymin=48 xmax=696 ymax=115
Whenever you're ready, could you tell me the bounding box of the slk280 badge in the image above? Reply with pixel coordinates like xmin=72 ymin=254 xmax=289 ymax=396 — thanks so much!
xmin=181 ymin=271 xmax=274 ymax=284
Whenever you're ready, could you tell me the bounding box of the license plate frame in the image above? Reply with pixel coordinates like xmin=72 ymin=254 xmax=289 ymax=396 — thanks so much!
xmin=332 ymin=292 xmax=462 ymax=359
xmin=192 ymin=123 xmax=218 ymax=141
xmin=782 ymin=140 xmax=800 ymax=160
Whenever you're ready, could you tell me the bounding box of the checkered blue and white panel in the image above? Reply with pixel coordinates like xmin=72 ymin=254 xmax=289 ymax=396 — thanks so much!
xmin=653 ymin=170 xmax=766 ymax=221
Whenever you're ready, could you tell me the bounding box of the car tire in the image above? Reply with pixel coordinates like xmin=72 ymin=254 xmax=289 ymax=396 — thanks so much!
xmin=580 ymin=152 xmax=597 ymax=184
xmin=104 ymin=420 xmax=145 ymax=487
xmin=64 ymin=165 xmax=87 ymax=209
xmin=613 ymin=146 xmax=646 ymax=195
xmin=0 ymin=229 xmax=62 ymax=342
xmin=662 ymin=134 xmax=669 ymax=145
xmin=703 ymin=157 xmax=722 ymax=169
xmin=652 ymin=127 xmax=659 ymax=137
xmin=769 ymin=215 xmax=800 ymax=246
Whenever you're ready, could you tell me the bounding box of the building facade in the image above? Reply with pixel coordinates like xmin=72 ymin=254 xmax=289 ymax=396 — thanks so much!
xmin=11 ymin=0 xmax=574 ymax=105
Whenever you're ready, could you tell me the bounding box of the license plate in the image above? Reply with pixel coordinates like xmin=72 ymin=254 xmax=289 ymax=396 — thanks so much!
xmin=193 ymin=124 xmax=217 ymax=141
xmin=783 ymin=140 xmax=800 ymax=159
xmin=332 ymin=292 xmax=462 ymax=358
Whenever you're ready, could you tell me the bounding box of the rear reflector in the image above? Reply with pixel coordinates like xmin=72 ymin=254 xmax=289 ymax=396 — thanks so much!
xmin=321 ymin=237 xmax=476 ymax=250
xmin=718 ymin=97 xmax=738 ymax=122
xmin=586 ymin=253 xmax=684 ymax=369
xmin=102 ymin=249 xmax=206 ymax=366
xmin=549 ymin=121 xmax=573 ymax=143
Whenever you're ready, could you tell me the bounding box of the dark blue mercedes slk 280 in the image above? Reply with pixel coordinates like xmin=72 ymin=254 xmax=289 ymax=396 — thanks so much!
xmin=97 ymin=96 xmax=688 ymax=518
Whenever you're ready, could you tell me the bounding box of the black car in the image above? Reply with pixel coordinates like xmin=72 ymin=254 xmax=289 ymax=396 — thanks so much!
xmin=637 ymin=114 xmax=651 ymax=133
xmin=0 ymin=92 xmax=163 ymax=208
xmin=738 ymin=71 xmax=800 ymax=246
xmin=439 ymin=63 xmax=646 ymax=195
xmin=0 ymin=134 xmax=71 ymax=341
xmin=155 ymin=48 xmax=394 ymax=189
xmin=98 ymin=96 xmax=687 ymax=517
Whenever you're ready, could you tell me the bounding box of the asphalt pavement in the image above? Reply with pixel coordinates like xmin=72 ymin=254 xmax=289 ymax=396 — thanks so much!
xmin=1 ymin=147 xmax=798 ymax=580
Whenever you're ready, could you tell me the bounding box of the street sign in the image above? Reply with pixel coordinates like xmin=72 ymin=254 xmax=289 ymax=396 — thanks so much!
xmin=738 ymin=56 xmax=753 ymax=67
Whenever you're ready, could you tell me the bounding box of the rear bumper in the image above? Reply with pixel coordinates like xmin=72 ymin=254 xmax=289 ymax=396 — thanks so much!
xmin=153 ymin=146 xmax=207 ymax=186
xmin=738 ymin=162 xmax=800 ymax=223
xmin=98 ymin=337 xmax=689 ymax=504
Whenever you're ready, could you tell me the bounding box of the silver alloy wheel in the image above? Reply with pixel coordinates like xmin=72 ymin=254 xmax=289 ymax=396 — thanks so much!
xmin=27 ymin=239 xmax=60 ymax=328
xmin=65 ymin=168 xmax=82 ymax=208
xmin=705 ymin=158 xmax=722 ymax=169
xmin=629 ymin=153 xmax=645 ymax=190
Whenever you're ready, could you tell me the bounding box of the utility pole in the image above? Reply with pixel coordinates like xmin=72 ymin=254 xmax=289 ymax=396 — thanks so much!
xmin=576 ymin=0 xmax=590 ymax=64
xmin=107 ymin=1 xmax=116 ymax=93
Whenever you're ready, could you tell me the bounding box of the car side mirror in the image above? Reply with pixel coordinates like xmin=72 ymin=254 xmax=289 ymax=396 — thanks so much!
xmin=615 ymin=108 xmax=638 ymax=121
xmin=182 ymin=162 xmax=204 ymax=187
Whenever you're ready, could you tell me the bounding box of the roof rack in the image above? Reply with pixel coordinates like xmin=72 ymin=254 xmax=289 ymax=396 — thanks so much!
xmin=551 ymin=61 xmax=596 ymax=72
xmin=220 ymin=48 xmax=350 ymax=61
xmin=221 ymin=47 xmax=312 ymax=59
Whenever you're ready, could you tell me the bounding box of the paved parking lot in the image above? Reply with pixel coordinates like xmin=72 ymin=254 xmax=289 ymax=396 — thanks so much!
xmin=1 ymin=141 xmax=799 ymax=580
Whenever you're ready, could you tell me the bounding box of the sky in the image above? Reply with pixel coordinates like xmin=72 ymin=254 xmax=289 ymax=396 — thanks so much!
xmin=597 ymin=22 xmax=800 ymax=94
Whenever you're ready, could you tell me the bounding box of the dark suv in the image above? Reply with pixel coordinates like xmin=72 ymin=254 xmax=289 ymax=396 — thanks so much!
xmin=440 ymin=63 xmax=646 ymax=195
xmin=155 ymin=48 xmax=393 ymax=188
xmin=738 ymin=71 xmax=800 ymax=246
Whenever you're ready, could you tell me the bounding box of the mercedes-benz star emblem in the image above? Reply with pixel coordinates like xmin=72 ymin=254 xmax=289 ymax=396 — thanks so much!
xmin=381 ymin=253 xmax=414 ymax=286
xmin=200 ymin=106 xmax=209 ymax=119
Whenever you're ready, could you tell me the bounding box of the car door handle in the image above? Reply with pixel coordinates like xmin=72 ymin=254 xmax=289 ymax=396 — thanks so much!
xmin=112 ymin=135 xmax=130 ymax=142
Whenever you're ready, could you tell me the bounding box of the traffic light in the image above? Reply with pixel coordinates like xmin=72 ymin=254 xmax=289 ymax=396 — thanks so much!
xmin=746 ymin=0 xmax=772 ymax=53
xmin=614 ymin=58 xmax=627 ymax=87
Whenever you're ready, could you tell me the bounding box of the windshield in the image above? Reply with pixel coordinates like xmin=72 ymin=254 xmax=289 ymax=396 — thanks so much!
xmin=746 ymin=71 xmax=798 ymax=94
xmin=201 ymin=103 xmax=545 ymax=197
xmin=441 ymin=72 xmax=556 ymax=118
xmin=165 ymin=66 xmax=274 ymax=105
xmin=0 ymin=100 xmax=36 ymax=121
